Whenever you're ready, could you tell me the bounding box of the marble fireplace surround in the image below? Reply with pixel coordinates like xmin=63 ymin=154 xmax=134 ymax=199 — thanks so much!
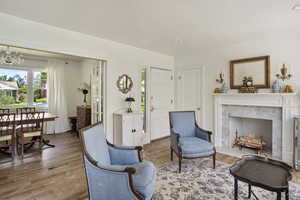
xmin=222 ymin=105 xmax=282 ymax=159
xmin=214 ymin=93 xmax=298 ymax=164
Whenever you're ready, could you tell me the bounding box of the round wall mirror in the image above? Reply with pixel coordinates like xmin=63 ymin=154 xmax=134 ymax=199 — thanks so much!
xmin=117 ymin=74 xmax=133 ymax=94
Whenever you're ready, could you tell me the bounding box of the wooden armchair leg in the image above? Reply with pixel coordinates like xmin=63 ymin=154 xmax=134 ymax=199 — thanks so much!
xmin=178 ymin=156 xmax=182 ymax=173
xmin=212 ymin=153 xmax=216 ymax=169
xmin=170 ymin=148 xmax=173 ymax=161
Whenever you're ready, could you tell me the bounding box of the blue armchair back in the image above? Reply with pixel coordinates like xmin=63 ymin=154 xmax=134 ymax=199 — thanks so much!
xmin=83 ymin=124 xmax=111 ymax=166
xmin=169 ymin=111 xmax=196 ymax=137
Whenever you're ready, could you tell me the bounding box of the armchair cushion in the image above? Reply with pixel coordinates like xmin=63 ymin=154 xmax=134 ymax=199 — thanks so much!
xmin=131 ymin=161 xmax=156 ymax=200
xmin=179 ymin=137 xmax=215 ymax=157
xmin=109 ymin=145 xmax=140 ymax=165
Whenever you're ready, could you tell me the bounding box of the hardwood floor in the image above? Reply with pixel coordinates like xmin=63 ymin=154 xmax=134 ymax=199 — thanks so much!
xmin=0 ymin=133 xmax=88 ymax=200
xmin=0 ymin=132 xmax=299 ymax=200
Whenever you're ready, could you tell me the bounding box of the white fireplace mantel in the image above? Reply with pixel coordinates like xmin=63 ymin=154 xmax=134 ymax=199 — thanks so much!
xmin=213 ymin=93 xmax=299 ymax=164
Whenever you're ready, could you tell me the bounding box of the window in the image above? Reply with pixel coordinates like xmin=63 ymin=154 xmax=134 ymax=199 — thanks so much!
xmin=0 ymin=68 xmax=47 ymax=107
xmin=33 ymin=72 xmax=47 ymax=106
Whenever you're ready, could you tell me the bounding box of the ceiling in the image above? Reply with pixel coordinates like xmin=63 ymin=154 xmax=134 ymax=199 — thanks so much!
xmin=0 ymin=0 xmax=299 ymax=56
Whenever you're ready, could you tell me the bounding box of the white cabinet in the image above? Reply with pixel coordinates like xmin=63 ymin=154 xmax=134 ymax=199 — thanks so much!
xmin=113 ymin=112 xmax=144 ymax=146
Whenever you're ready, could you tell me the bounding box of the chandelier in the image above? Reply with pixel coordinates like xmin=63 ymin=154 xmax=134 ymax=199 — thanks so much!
xmin=0 ymin=46 xmax=24 ymax=65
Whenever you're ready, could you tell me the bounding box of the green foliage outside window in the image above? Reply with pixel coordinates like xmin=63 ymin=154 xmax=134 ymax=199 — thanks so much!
xmin=0 ymin=71 xmax=47 ymax=106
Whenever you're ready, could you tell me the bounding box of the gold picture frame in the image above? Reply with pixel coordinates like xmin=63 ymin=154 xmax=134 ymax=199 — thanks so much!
xmin=230 ymin=56 xmax=270 ymax=89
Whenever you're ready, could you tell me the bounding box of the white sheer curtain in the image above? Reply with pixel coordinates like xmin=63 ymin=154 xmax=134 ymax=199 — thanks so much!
xmin=47 ymin=59 xmax=70 ymax=133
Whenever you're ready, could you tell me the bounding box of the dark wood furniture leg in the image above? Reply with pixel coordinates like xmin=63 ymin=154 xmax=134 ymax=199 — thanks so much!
xmin=277 ymin=192 xmax=281 ymax=200
xmin=170 ymin=148 xmax=173 ymax=161
xmin=213 ymin=153 xmax=216 ymax=169
xmin=234 ymin=178 xmax=238 ymax=200
xmin=42 ymin=139 xmax=55 ymax=148
xmin=286 ymin=189 xmax=289 ymax=200
xmin=248 ymin=184 xmax=251 ymax=198
xmin=178 ymin=155 xmax=182 ymax=173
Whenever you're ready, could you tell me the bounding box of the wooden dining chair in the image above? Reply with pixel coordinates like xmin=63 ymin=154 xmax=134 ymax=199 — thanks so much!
xmin=17 ymin=112 xmax=45 ymax=159
xmin=0 ymin=108 xmax=10 ymax=114
xmin=16 ymin=107 xmax=36 ymax=114
xmin=0 ymin=113 xmax=16 ymax=160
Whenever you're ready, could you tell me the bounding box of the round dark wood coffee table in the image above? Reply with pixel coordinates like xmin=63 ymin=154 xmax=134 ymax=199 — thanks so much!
xmin=230 ymin=155 xmax=292 ymax=200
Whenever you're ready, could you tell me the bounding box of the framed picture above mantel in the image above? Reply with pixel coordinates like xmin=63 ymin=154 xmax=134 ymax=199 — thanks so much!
xmin=230 ymin=56 xmax=270 ymax=89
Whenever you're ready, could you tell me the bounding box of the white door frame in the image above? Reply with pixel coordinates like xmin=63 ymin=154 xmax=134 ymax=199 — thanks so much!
xmin=143 ymin=66 xmax=174 ymax=144
xmin=176 ymin=66 xmax=206 ymax=128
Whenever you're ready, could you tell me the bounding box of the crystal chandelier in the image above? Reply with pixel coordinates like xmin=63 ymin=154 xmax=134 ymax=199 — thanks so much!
xmin=0 ymin=46 xmax=24 ymax=65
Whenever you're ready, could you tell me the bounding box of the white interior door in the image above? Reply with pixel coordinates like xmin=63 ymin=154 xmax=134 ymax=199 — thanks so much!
xmin=150 ymin=68 xmax=174 ymax=140
xmin=177 ymin=69 xmax=203 ymax=124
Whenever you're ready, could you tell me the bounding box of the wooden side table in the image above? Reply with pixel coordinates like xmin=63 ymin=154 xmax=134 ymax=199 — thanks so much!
xmin=76 ymin=105 xmax=91 ymax=132
xmin=230 ymin=155 xmax=292 ymax=200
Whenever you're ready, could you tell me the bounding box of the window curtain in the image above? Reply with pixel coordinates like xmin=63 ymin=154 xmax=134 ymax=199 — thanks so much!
xmin=47 ymin=59 xmax=70 ymax=133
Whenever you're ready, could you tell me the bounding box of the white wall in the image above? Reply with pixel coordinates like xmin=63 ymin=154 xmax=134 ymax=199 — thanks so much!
xmin=175 ymin=32 xmax=300 ymax=131
xmin=0 ymin=13 xmax=174 ymax=142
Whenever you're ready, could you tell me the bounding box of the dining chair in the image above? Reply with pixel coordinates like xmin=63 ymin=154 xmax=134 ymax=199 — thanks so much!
xmin=16 ymin=107 xmax=36 ymax=114
xmin=0 ymin=113 xmax=16 ymax=161
xmin=0 ymin=108 xmax=10 ymax=114
xmin=17 ymin=111 xmax=45 ymax=159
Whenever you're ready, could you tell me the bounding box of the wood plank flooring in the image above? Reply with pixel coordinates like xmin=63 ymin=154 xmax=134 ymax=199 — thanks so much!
xmin=0 ymin=132 xmax=299 ymax=200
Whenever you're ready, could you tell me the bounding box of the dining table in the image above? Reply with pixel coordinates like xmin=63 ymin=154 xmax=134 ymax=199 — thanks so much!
xmin=1 ymin=112 xmax=58 ymax=160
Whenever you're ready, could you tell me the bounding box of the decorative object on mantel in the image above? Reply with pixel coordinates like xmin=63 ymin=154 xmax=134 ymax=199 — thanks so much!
xmin=125 ymin=96 xmax=135 ymax=113
xmin=216 ymin=72 xmax=224 ymax=84
xmin=78 ymin=82 xmax=90 ymax=105
xmin=272 ymin=79 xmax=282 ymax=93
xmin=0 ymin=46 xmax=24 ymax=65
xmin=230 ymin=55 xmax=270 ymax=89
xmin=215 ymin=72 xmax=229 ymax=93
xmin=238 ymin=76 xmax=257 ymax=93
xmin=213 ymin=88 xmax=221 ymax=93
xmin=276 ymin=64 xmax=294 ymax=93
xmin=117 ymin=74 xmax=133 ymax=94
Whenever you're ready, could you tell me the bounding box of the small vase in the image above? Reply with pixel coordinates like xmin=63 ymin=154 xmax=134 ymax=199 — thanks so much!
xmin=220 ymin=83 xmax=229 ymax=93
xmin=272 ymin=80 xmax=281 ymax=93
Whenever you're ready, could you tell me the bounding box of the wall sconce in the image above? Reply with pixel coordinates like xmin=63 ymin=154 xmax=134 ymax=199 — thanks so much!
xmin=276 ymin=64 xmax=292 ymax=81
xmin=276 ymin=64 xmax=294 ymax=93
xmin=216 ymin=72 xmax=224 ymax=84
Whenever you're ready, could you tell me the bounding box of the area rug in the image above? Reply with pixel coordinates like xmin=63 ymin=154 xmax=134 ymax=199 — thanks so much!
xmin=153 ymin=158 xmax=300 ymax=200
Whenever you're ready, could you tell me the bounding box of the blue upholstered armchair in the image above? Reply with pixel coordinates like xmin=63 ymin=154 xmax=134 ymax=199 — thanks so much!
xmin=80 ymin=123 xmax=156 ymax=200
xmin=169 ymin=111 xmax=216 ymax=173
